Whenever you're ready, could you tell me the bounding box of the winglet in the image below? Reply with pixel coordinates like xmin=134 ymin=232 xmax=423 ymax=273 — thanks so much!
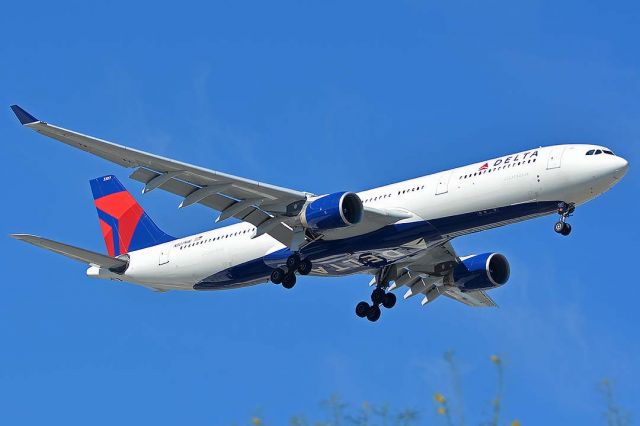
xmin=10 ymin=105 xmax=39 ymax=125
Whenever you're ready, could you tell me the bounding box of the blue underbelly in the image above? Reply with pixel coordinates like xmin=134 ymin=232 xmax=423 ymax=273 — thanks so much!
xmin=194 ymin=201 xmax=559 ymax=290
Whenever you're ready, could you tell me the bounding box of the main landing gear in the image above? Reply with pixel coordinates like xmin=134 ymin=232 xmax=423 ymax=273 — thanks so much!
xmin=270 ymin=253 xmax=312 ymax=289
xmin=554 ymin=202 xmax=575 ymax=236
xmin=355 ymin=287 xmax=397 ymax=322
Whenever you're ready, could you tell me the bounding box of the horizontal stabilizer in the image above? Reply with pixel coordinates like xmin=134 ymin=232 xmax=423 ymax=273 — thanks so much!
xmin=10 ymin=234 xmax=128 ymax=271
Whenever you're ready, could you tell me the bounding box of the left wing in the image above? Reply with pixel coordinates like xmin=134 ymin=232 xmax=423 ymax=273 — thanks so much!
xmin=10 ymin=105 xmax=310 ymax=247
xmin=388 ymin=241 xmax=498 ymax=308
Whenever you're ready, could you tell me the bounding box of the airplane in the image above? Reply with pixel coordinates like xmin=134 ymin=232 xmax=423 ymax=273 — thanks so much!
xmin=9 ymin=105 xmax=629 ymax=322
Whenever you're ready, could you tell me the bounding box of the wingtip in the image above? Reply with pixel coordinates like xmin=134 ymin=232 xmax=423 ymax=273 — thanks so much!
xmin=10 ymin=105 xmax=39 ymax=125
xmin=9 ymin=233 xmax=32 ymax=240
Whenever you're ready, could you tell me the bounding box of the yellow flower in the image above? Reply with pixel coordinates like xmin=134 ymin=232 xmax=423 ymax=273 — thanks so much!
xmin=437 ymin=407 xmax=446 ymax=415
xmin=433 ymin=392 xmax=446 ymax=403
xmin=251 ymin=417 xmax=262 ymax=425
xmin=490 ymin=354 xmax=501 ymax=364
xmin=511 ymin=421 xmax=521 ymax=426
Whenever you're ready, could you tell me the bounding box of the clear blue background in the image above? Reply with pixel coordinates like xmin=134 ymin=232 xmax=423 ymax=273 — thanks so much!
xmin=1 ymin=1 xmax=638 ymax=424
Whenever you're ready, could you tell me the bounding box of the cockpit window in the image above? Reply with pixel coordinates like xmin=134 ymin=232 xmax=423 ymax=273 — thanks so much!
xmin=586 ymin=150 xmax=595 ymax=155
xmin=595 ymin=149 xmax=603 ymax=155
xmin=603 ymin=150 xmax=614 ymax=155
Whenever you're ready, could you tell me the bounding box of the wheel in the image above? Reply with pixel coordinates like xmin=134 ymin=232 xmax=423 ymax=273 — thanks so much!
xmin=355 ymin=301 xmax=370 ymax=318
xmin=554 ymin=221 xmax=565 ymax=234
xmin=382 ymin=292 xmax=397 ymax=309
xmin=282 ymin=273 xmax=297 ymax=289
xmin=371 ymin=288 xmax=386 ymax=305
xmin=297 ymin=259 xmax=312 ymax=275
xmin=561 ymin=222 xmax=572 ymax=236
xmin=286 ymin=253 xmax=301 ymax=269
xmin=553 ymin=222 xmax=568 ymax=234
xmin=366 ymin=305 xmax=381 ymax=322
xmin=270 ymin=267 xmax=285 ymax=284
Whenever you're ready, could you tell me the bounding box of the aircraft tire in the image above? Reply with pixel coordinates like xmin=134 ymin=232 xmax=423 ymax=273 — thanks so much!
xmin=282 ymin=273 xmax=297 ymax=289
xmin=286 ymin=253 xmax=301 ymax=269
xmin=297 ymin=259 xmax=312 ymax=275
xmin=371 ymin=288 xmax=386 ymax=305
xmin=270 ymin=267 xmax=285 ymax=284
xmin=355 ymin=301 xmax=370 ymax=318
xmin=554 ymin=221 xmax=565 ymax=234
xmin=366 ymin=305 xmax=381 ymax=322
xmin=382 ymin=292 xmax=397 ymax=309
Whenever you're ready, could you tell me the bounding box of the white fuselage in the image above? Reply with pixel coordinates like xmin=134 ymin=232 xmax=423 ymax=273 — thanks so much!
xmin=88 ymin=144 xmax=628 ymax=291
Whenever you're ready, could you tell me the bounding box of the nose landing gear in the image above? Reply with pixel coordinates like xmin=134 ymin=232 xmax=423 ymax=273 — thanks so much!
xmin=554 ymin=202 xmax=574 ymax=236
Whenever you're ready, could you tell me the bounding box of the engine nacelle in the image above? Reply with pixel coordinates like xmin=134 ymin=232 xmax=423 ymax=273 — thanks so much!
xmin=300 ymin=192 xmax=363 ymax=231
xmin=452 ymin=253 xmax=510 ymax=291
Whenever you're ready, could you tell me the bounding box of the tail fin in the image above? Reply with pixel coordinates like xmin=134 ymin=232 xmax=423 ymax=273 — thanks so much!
xmin=90 ymin=175 xmax=174 ymax=256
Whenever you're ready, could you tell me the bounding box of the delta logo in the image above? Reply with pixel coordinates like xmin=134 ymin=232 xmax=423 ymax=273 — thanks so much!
xmin=477 ymin=150 xmax=539 ymax=171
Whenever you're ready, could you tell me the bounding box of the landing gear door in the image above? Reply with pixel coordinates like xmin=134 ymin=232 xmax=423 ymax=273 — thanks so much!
xmin=546 ymin=146 xmax=566 ymax=170
xmin=435 ymin=171 xmax=453 ymax=195
xmin=159 ymin=245 xmax=171 ymax=265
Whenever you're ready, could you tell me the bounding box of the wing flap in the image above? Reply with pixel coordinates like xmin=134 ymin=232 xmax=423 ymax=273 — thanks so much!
xmin=443 ymin=288 xmax=498 ymax=307
xmin=11 ymin=234 xmax=128 ymax=271
xmin=129 ymin=167 xmax=235 ymax=211
xmin=129 ymin=167 xmax=293 ymax=246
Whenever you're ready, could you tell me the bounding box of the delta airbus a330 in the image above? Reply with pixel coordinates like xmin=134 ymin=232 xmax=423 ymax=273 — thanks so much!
xmin=10 ymin=105 xmax=629 ymax=322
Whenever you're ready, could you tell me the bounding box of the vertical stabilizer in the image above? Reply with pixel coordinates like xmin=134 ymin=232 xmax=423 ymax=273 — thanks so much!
xmin=89 ymin=175 xmax=174 ymax=256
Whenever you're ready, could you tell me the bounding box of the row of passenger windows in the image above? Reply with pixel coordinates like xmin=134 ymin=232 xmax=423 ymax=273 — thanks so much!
xmin=362 ymin=185 xmax=426 ymax=203
xmin=459 ymin=158 xmax=537 ymax=180
xmin=178 ymin=228 xmax=252 ymax=250
xmin=586 ymin=149 xmax=614 ymax=156
xmin=362 ymin=193 xmax=392 ymax=203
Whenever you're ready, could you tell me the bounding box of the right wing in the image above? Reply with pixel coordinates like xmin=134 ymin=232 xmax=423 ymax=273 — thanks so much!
xmin=11 ymin=234 xmax=128 ymax=272
xmin=10 ymin=105 xmax=310 ymax=247
xmin=388 ymin=241 xmax=498 ymax=307
xmin=442 ymin=287 xmax=498 ymax=307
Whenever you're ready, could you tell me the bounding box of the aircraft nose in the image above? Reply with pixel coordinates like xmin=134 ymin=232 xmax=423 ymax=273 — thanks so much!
xmin=613 ymin=156 xmax=629 ymax=180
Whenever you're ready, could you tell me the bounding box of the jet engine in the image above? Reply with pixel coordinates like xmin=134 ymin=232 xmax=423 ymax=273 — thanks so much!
xmin=452 ymin=253 xmax=510 ymax=291
xmin=300 ymin=192 xmax=363 ymax=231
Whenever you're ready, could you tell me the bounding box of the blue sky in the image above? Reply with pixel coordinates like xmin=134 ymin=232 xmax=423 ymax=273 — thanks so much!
xmin=1 ymin=1 xmax=639 ymax=424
